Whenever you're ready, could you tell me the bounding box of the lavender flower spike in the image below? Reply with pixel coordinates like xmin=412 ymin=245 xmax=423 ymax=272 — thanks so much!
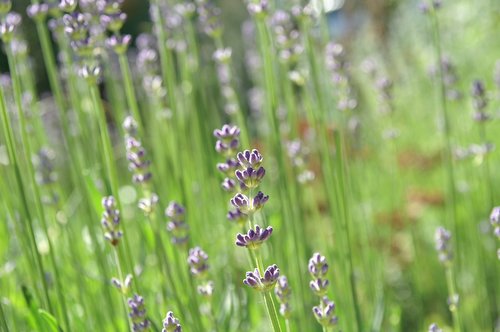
xmin=187 ymin=247 xmax=209 ymax=278
xmin=101 ymin=196 xmax=122 ymax=246
xmin=162 ymin=311 xmax=182 ymax=332
xmin=243 ymin=264 xmax=280 ymax=292
xmin=312 ymin=296 xmax=338 ymax=327
xmin=310 ymin=278 xmax=329 ymax=296
xmin=236 ymin=225 xmax=273 ymax=249
xmin=490 ymin=206 xmax=500 ymax=239
xmin=274 ymin=275 xmax=292 ymax=318
xmin=237 ymin=149 xmax=263 ymax=168
xmin=308 ymin=252 xmax=329 ymax=278
xmin=435 ymin=227 xmax=453 ymax=264
xmin=127 ymin=294 xmax=150 ymax=331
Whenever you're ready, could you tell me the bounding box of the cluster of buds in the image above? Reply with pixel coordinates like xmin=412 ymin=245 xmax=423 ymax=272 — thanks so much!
xmin=270 ymin=10 xmax=303 ymax=66
xmin=243 ymin=265 xmax=280 ymax=292
xmin=246 ymin=0 xmax=269 ymax=19
xmin=123 ymin=116 xmax=153 ymax=185
xmin=229 ymin=149 xmax=269 ymax=224
xmin=165 ymin=201 xmax=189 ymax=245
xmin=274 ymin=275 xmax=292 ymax=318
xmin=434 ymin=227 xmax=453 ymax=264
xmin=162 ymin=311 xmax=182 ymax=332
xmin=286 ymin=140 xmax=315 ymax=184
xmin=308 ymin=253 xmax=338 ymax=328
xmin=429 ymin=55 xmax=462 ymax=101
xmin=0 ymin=10 xmax=21 ymax=44
xmin=489 ymin=207 xmax=500 ymax=260
xmin=187 ymin=246 xmax=215 ymax=298
xmin=98 ymin=0 xmax=131 ymax=55
xmin=196 ymin=0 xmax=222 ymax=39
xmin=471 ymin=80 xmax=490 ymax=123
xmin=135 ymin=33 xmax=167 ymax=99
xmin=214 ymin=124 xmax=241 ymax=194
xmin=213 ymin=48 xmax=240 ymax=116
xmin=101 ymin=196 xmax=123 ymax=246
xmin=419 ymin=0 xmax=442 ymax=14
xmin=111 ymin=273 xmax=133 ymax=295
xmin=428 ymin=323 xmax=443 ymax=332
xmin=127 ymin=294 xmax=150 ymax=331
xmin=325 ymin=42 xmax=357 ymax=112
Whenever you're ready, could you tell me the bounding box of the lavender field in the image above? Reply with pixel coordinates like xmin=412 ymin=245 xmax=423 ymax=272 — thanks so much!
xmin=0 ymin=0 xmax=499 ymax=331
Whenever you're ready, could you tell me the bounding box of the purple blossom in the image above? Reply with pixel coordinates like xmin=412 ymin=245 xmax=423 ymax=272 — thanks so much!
xmin=101 ymin=196 xmax=122 ymax=246
xmin=308 ymin=253 xmax=329 ymax=278
xmin=435 ymin=227 xmax=453 ymax=264
xmin=162 ymin=311 xmax=182 ymax=332
xmin=235 ymin=166 xmax=266 ymax=189
xmin=312 ymin=296 xmax=338 ymax=327
xmin=127 ymin=294 xmax=150 ymax=331
xmin=227 ymin=209 xmax=247 ymax=224
xmin=235 ymin=225 xmax=273 ymax=249
xmin=187 ymin=247 xmax=209 ymax=277
xmin=243 ymin=265 xmax=280 ymax=292
xmin=310 ymin=278 xmax=329 ymax=296
xmin=237 ymin=149 xmax=263 ymax=168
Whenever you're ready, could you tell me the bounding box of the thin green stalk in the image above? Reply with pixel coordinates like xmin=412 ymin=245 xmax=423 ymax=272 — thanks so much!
xmin=263 ymin=291 xmax=283 ymax=332
xmin=118 ymin=53 xmax=144 ymax=131
xmin=0 ymin=52 xmax=52 ymax=315
xmin=113 ymin=248 xmax=133 ymax=332
xmin=429 ymin=6 xmax=459 ymax=257
xmin=445 ymin=266 xmax=463 ymax=332
xmin=6 ymin=46 xmax=71 ymax=332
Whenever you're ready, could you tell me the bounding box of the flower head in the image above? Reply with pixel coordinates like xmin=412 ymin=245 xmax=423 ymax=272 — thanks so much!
xmin=435 ymin=227 xmax=453 ymax=264
xmin=243 ymin=264 xmax=280 ymax=292
xmin=237 ymin=149 xmax=263 ymax=168
xmin=313 ymin=296 xmax=338 ymax=327
xmin=127 ymin=294 xmax=150 ymax=331
xmin=101 ymin=196 xmax=122 ymax=246
xmin=275 ymin=275 xmax=292 ymax=318
xmin=308 ymin=253 xmax=329 ymax=278
xmin=162 ymin=311 xmax=182 ymax=332
xmin=235 ymin=225 xmax=273 ymax=249
xmin=187 ymin=247 xmax=209 ymax=278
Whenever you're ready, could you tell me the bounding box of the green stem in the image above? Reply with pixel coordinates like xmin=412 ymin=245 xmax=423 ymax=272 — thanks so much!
xmin=445 ymin=266 xmax=463 ymax=332
xmin=113 ymin=248 xmax=133 ymax=332
xmin=0 ymin=299 xmax=9 ymax=332
xmin=263 ymin=291 xmax=283 ymax=332
xmin=118 ymin=53 xmax=143 ymax=131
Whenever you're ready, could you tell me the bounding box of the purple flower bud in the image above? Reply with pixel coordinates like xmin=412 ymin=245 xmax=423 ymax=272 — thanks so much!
xmin=59 ymin=0 xmax=77 ymax=13
xmin=165 ymin=201 xmax=185 ymax=221
xmin=243 ymin=265 xmax=280 ymax=292
xmin=101 ymin=196 xmax=122 ymax=246
xmin=96 ymin=0 xmax=124 ymax=15
xmin=127 ymin=294 xmax=150 ymax=331
xmin=0 ymin=12 xmax=21 ymax=43
xmin=27 ymin=4 xmax=49 ymax=22
xmin=312 ymin=296 xmax=338 ymax=327
xmin=213 ymin=124 xmax=240 ymax=156
xmin=227 ymin=209 xmax=247 ymax=224
xmin=217 ymin=158 xmax=240 ymax=174
xmin=435 ymin=227 xmax=453 ymax=264
xmin=106 ymin=34 xmax=131 ymax=54
xmin=275 ymin=275 xmax=292 ymax=318
xmin=308 ymin=253 xmax=329 ymax=278
xmin=197 ymin=281 xmax=214 ymax=297
xmin=230 ymin=193 xmax=250 ymax=213
xmin=237 ymin=149 xmax=263 ymax=168
xmin=235 ymin=225 xmax=273 ymax=249
xmin=187 ymin=247 xmax=209 ymax=277
xmin=252 ymin=191 xmax=269 ymax=211
xmin=235 ymin=166 xmax=266 ymax=189
xmin=63 ymin=13 xmax=90 ymax=42
xmin=221 ymin=177 xmax=236 ymax=192
xmin=100 ymin=12 xmax=127 ymax=32
xmin=162 ymin=311 xmax=182 ymax=332
xmin=428 ymin=323 xmax=443 ymax=332
xmin=310 ymin=278 xmax=329 ymax=296
xmin=138 ymin=194 xmax=159 ymax=215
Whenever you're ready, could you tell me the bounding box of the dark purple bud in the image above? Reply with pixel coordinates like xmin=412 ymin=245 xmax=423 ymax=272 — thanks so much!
xmin=308 ymin=253 xmax=329 ymax=278
xmin=101 ymin=196 xmax=121 ymax=246
xmin=235 ymin=224 xmax=273 ymax=249
xmin=230 ymin=193 xmax=250 ymax=213
xmin=312 ymin=296 xmax=338 ymax=327
xmin=310 ymin=278 xmax=329 ymax=296
xmin=237 ymin=149 xmax=263 ymax=168
xmin=252 ymin=191 xmax=269 ymax=211
xmin=243 ymin=264 xmax=280 ymax=292
xmin=227 ymin=209 xmax=247 ymax=224
xmin=162 ymin=311 xmax=182 ymax=332
xmin=187 ymin=247 xmax=209 ymax=277
xmin=27 ymin=4 xmax=49 ymax=21
xmin=221 ymin=177 xmax=236 ymax=192
xmin=165 ymin=201 xmax=185 ymax=221
xmin=435 ymin=227 xmax=453 ymax=263
xmin=127 ymin=294 xmax=150 ymax=331
xmin=106 ymin=34 xmax=131 ymax=54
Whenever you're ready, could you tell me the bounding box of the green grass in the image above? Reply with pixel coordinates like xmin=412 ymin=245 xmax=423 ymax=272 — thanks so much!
xmin=0 ymin=0 xmax=499 ymax=331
